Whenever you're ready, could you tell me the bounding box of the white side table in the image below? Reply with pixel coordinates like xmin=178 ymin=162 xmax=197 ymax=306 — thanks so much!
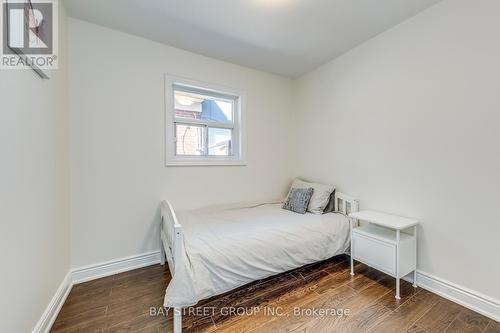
xmin=349 ymin=210 xmax=419 ymax=299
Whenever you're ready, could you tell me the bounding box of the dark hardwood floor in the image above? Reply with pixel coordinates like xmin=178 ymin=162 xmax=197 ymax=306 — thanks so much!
xmin=51 ymin=255 xmax=498 ymax=332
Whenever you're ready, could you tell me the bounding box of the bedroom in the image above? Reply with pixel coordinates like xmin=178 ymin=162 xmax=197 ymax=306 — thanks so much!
xmin=1 ymin=0 xmax=499 ymax=332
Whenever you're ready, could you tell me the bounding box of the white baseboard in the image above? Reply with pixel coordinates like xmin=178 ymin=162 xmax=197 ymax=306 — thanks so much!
xmin=404 ymin=271 xmax=500 ymax=322
xmin=33 ymin=251 xmax=162 ymax=332
xmin=32 ymin=272 xmax=72 ymax=333
xmin=71 ymin=251 xmax=161 ymax=284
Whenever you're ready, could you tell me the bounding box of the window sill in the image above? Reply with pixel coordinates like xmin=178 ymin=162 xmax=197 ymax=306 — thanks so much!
xmin=165 ymin=159 xmax=247 ymax=167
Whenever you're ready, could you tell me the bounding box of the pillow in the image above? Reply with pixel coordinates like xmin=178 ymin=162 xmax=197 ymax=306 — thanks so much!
xmin=323 ymin=189 xmax=336 ymax=213
xmin=282 ymin=187 xmax=314 ymax=214
xmin=288 ymin=178 xmax=335 ymax=214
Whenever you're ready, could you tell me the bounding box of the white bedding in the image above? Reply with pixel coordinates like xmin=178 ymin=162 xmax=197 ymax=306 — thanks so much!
xmin=162 ymin=201 xmax=351 ymax=308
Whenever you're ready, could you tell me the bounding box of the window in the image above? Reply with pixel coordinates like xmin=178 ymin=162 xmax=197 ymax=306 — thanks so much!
xmin=165 ymin=76 xmax=245 ymax=166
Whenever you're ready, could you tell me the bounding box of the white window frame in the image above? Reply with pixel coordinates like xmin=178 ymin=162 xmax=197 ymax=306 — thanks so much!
xmin=165 ymin=74 xmax=246 ymax=166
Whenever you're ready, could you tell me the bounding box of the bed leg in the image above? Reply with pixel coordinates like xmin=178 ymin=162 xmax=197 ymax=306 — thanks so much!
xmin=160 ymin=243 xmax=165 ymax=266
xmin=173 ymin=307 xmax=182 ymax=333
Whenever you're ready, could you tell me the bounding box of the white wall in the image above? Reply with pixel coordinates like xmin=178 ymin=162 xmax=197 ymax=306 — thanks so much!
xmin=294 ymin=0 xmax=500 ymax=300
xmin=0 ymin=2 xmax=69 ymax=332
xmin=68 ymin=19 xmax=294 ymax=268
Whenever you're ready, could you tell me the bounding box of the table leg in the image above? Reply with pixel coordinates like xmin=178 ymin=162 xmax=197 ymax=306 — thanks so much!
xmin=395 ymin=229 xmax=401 ymax=299
xmin=350 ymin=217 xmax=354 ymax=276
xmin=413 ymin=225 xmax=418 ymax=288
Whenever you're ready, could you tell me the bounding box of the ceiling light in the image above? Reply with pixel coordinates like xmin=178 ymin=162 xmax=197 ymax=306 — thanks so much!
xmin=254 ymin=0 xmax=291 ymax=6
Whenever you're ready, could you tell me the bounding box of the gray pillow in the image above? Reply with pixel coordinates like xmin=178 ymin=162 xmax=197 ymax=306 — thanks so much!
xmin=282 ymin=187 xmax=314 ymax=214
xmin=323 ymin=190 xmax=336 ymax=213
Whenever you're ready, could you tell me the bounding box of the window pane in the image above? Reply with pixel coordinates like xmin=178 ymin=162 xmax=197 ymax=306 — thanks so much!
xmin=208 ymin=127 xmax=232 ymax=156
xmin=174 ymin=89 xmax=233 ymax=124
xmin=175 ymin=124 xmax=205 ymax=156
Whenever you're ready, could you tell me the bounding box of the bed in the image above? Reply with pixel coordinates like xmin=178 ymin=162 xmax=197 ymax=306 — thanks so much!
xmin=159 ymin=192 xmax=359 ymax=333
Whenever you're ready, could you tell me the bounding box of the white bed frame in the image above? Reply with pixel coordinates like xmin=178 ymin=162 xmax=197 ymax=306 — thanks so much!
xmin=159 ymin=192 xmax=359 ymax=333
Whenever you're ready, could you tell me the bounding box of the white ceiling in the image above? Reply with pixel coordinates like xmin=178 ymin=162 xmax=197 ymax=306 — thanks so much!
xmin=63 ymin=0 xmax=441 ymax=78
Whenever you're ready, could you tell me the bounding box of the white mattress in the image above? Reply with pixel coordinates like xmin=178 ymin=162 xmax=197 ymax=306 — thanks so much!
xmin=162 ymin=201 xmax=351 ymax=308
